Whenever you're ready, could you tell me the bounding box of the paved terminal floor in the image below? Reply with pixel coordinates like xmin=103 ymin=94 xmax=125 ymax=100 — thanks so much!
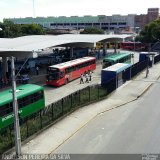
xmin=0 ymin=50 xmax=139 ymax=106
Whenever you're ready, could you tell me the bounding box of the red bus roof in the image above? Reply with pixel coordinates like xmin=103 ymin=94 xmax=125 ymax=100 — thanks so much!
xmin=49 ymin=57 xmax=96 ymax=69
xmin=121 ymin=42 xmax=142 ymax=44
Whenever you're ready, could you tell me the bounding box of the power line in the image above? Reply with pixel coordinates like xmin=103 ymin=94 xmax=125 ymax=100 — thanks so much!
xmin=11 ymin=56 xmax=22 ymax=157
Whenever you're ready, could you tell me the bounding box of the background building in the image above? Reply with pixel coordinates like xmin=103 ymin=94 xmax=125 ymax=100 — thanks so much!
xmin=5 ymin=8 xmax=159 ymax=33
xmin=135 ymin=8 xmax=160 ymax=30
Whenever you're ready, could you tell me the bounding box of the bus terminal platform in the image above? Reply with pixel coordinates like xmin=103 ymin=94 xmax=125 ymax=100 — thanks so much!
xmin=6 ymin=58 xmax=160 ymax=155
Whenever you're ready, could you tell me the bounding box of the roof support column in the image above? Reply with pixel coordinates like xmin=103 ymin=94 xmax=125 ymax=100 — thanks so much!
xmin=2 ymin=56 xmax=9 ymax=78
xmin=103 ymin=42 xmax=107 ymax=57
xmin=70 ymin=47 xmax=74 ymax=60
xmin=114 ymin=42 xmax=117 ymax=53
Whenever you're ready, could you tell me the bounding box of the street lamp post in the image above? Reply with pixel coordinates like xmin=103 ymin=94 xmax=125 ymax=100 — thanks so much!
xmin=131 ymin=53 xmax=134 ymax=64
xmin=11 ymin=56 xmax=22 ymax=157
xmin=33 ymin=0 xmax=36 ymax=18
xmin=145 ymin=55 xmax=149 ymax=78
xmin=132 ymin=36 xmax=136 ymax=64
xmin=145 ymin=52 xmax=155 ymax=78
xmin=145 ymin=44 xmax=151 ymax=78
xmin=131 ymin=36 xmax=136 ymax=64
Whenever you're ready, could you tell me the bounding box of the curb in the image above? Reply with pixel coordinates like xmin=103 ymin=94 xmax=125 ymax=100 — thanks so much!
xmin=48 ymin=114 xmax=96 ymax=155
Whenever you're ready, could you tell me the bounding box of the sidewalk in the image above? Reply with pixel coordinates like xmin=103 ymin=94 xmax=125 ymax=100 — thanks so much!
xmin=8 ymin=62 xmax=160 ymax=155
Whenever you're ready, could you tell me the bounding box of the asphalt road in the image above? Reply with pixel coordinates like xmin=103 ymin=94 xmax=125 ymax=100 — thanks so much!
xmin=53 ymin=80 xmax=160 ymax=154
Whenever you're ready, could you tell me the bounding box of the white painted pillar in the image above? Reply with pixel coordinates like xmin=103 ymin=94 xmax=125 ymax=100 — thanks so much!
xmin=103 ymin=42 xmax=107 ymax=57
xmin=114 ymin=42 xmax=117 ymax=53
xmin=70 ymin=47 xmax=74 ymax=59
xmin=2 ymin=56 xmax=8 ymax=77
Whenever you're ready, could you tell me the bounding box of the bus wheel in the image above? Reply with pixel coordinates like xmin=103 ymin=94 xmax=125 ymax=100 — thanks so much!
xmin=65 ymin=79 xmax=68 ymax=85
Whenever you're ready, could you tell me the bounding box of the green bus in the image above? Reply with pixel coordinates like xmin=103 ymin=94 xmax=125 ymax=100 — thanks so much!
xmin=0 ymin=84 xmax=45 ymax=129
xmin=102 ymin=53 xmax=132 ymax=68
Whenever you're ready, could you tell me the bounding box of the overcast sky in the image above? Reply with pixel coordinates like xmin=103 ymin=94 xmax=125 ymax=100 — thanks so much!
xmin=0 ymin=0 xmax=159 ymax=22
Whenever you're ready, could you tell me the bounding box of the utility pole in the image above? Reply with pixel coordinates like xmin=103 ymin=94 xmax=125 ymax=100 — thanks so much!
xmin=33 ymin=0 xmax=36 ymax=18
xmin=133 ymin=36 xmax=136 ymax=64
xmin=11 ymin=56 xmax=22 ymax=157
xmin=145 ymin=43 xmax=151 ymax=78
xmin=145 ymin=55 xmax=149 ymax=78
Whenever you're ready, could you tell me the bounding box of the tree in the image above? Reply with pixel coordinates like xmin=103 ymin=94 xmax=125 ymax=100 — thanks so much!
xmin=80 ymin=27 xmax=104 ymax=34
xmin=0 ymin=22 xmax=5 ymax=37
xmin=151 ymin=24 xmax=160 ymax=42
xmin=21 ymin=24 xmax=45 ymax=35
xmin=136 ymin=19 xmax=160 ymax=43
xmin=0 ymin=20 xmax=46 ymax=38
xmin=2 ymin=20 xmax=22 ymax=38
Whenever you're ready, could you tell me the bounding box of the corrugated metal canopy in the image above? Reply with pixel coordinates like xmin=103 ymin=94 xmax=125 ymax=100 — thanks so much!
xmin=0 ymin=34 xmax=132 ymax=57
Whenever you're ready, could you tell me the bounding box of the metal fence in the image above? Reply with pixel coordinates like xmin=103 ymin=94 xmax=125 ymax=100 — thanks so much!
xmin=1 ymin=58 xmax=160 ymax=154
xmin=130 ymin=60 xmax=148 ymax=78
xmin=0 ymin=83 xmax=112 ymax=154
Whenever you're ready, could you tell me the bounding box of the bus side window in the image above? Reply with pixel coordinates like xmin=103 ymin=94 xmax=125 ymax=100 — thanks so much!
xmin=33 ymin=93 xmax=39 ymax=101
xmin=33 ymin=91 xmax=43 ymax=102
xmin=75 ymin=64 xmax=79 ymax=70
xmin=92 ymin=60 xmax=96 ymax=64
xmin=79 ymin=64 xmax=83 ymax=69
xmin=6 ymin=103 xmax=12 ymax=114
xmin=82 ymin=63 xmax=86 ymax=68
xmin=65 ymin=68 xmax=69 ymax=73
xmin=18 ymin=98 xmax=24 ymax=108
xmin=9 ymin=102 xmax=13 ymax=113
xmin=66 ymin=66 xmax=75 ymax=73
xmin=0 ymin=105 xmax=7 ymax=116
xmin=37 ymin=91 xmax=42 ymax=99
xmin=70 ymin=66 xmax=75 ymax=72
xmin=0 ymin=103 xmax=13 ymax=116
xmin=60 ymin=71 xmax=65 ymax=78
xmin=23 ymin=96 xmax=31 ymax=106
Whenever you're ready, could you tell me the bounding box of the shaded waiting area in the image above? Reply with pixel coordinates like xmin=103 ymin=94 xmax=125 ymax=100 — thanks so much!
xmin=0 ymin=34 xmax=132 ymax=81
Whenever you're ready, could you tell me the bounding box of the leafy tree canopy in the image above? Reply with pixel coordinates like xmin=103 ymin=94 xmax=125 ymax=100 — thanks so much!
xmin=80 ymin=27 xmax=104 ymax=34
xmin=21 ymin=24 xmax=45 ymax=35
xmin=136 ymin=19 xmax=160 ymax=43
xmin=0 ymin=20 xmax=45 ymax=38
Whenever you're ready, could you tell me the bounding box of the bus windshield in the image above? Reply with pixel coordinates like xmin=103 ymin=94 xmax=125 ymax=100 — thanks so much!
xmin=47 ymin=68 xmax=60 ymax=80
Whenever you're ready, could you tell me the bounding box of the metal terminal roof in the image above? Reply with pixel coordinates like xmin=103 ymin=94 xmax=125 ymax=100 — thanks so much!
xmin=0 ymin=34 xmax=132 ymax=57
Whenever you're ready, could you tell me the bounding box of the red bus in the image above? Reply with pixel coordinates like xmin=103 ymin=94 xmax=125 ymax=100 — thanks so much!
xmin=46 ymin=57 xmax=96 ymax=86
xmin=120 ymin=42 xmax=148 ymax=51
